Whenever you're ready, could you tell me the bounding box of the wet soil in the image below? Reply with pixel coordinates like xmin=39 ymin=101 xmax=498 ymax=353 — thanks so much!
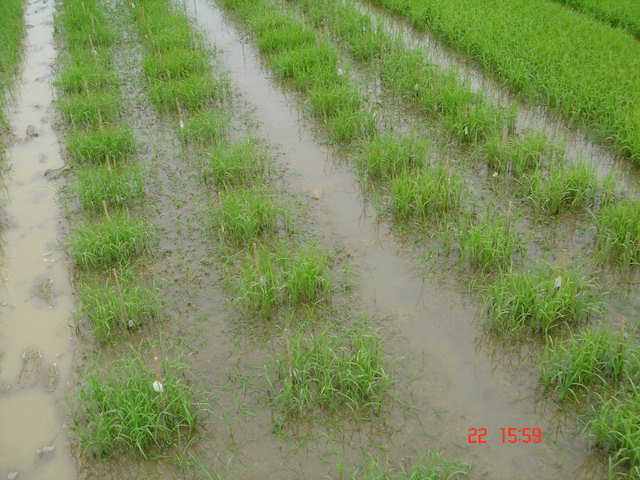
xmin=0 ymin=0 xmax=77 ymax=478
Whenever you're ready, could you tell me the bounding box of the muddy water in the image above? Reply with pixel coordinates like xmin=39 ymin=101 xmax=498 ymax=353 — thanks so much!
xmin=182 ymin=1 xmax=608 ymax=478
xmin=0 ymin=0 xmax=76 ymax=478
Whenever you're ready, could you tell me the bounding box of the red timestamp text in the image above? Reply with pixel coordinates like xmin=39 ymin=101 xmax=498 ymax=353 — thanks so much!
xmin=467 ymin=427 xmax=542 ymax=444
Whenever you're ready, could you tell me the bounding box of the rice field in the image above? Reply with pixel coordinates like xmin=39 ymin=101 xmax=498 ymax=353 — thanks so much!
xmin=38 ymin=0 xmax=640 ymax=476
xmin=0 ymin=0 xmax=24 ymax=156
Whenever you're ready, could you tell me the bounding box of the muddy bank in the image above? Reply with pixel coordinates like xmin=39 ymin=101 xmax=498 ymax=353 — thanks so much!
xmin=0 ymin=0 xmax=76 ymax=478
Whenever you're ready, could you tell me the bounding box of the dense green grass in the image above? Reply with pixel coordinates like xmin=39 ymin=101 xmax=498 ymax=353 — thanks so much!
xmin=588 ymin=387 xmax=640 ymax=472
xmin=485 ymin=130 xmax=563 ymax=177
xmin=551 ymin=0 xmax=640 ymax=40
xmin=540 ymin=329 xmax=633 ymax=402
xmin=148 ymin=74 xmax=229 ymax=112
xmin=390 ymin=162 xmax=466 ymax=222
xmin=201 ymin=138 xmax=267 ymax=187
xmin=527 ymin=163 xmax=614 ymax=216
xmin=180 ymin=110 xmax=230 ymax=145
xmin=58 ymin=90 xmax=122 ymax=128
xmin=0 ymin=0 xmax=24 ymax=136
xmin=76 ymin=163 xmax=144 ymax=213
xmin=67 ymin=126 xmax=135 ymax=163
xmin=69 ymin=217 xmax=156 ymax=269
xmin=74 ymin=350 xmax=204 ymax=458
xmin=357 ymin=134 xmax=430 ymax=181
xmin=55 ymin=63 xmax=117 ymax=95
xmin=595 ymin=201 xmax=640 ymax=264
xmin=484 ymin=263 xmax=601 ymax=335
xmin=265 ymin=323 xmax=390 ymax=420
xmin=231 ymin=243 xmax=332 ymax=316
xmin=77 ymin=271 xmax=164 ymax=343
xmin=454 ymin=206 xmax=524 ymax=273
xmin=366 ymin=0 xmax=640 ymax=163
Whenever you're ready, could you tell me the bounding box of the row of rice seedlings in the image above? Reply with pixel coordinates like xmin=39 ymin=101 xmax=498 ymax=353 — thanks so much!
xmin=594 ymin=200 xmax=640 ymax=265
xmin=0 ymin=0 xmax=25 ymax=155
xmin=289 ymin=0 xmax=516 ymax=146
xmin=483 ymin=261 xmax=602 ymax=336
xmin=73 ymin=348 xmax=206 ymax=458
xmin=229 ymin=243 xmax=332 ymax=316
xmin=264 ymin=323 xmax=390 ymax=421
xmin=347 ymin=450 xmax=471 ymax=479
xmin=540 ymin=328 xmax=636 ymax=402
xmin=356 ymin=133 xmax=430 ymax=182
xmin=364 ymin=0 xmax=640 ymax=163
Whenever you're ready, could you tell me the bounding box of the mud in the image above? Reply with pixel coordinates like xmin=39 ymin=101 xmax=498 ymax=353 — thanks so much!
xmin=0 ymin=0 xmax=76 ymax=478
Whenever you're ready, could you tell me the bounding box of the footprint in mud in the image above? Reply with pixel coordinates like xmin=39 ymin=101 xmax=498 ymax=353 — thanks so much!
xmin=25 ymin=125 xmax=39 ymax=141
xmin=17 ymin=350 xmax=42 ymax=388
xmin=43 ymin=363 xmax=57 ymax=392
xmin=32 ymin=276 xmax=55 ymax=305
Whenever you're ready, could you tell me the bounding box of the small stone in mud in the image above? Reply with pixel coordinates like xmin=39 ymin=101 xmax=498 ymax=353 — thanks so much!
xmin=310 ymin=188 xmax=323 ymax=200
xmin=33 ymin=277 xmax=54 ymax=303
xmin=25 ymin=125 xmax=38 ymax=139
xmin=36 ymin=445 xmax=55 ymax=459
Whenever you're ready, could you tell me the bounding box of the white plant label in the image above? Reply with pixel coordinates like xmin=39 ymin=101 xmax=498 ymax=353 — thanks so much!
xmin=554 ymin=276 xmax=562 ymax=289
xmin=179 ymin=119 xmax=185 ymax=129
xmin=153 ymin=380 xmax=164 ymax=393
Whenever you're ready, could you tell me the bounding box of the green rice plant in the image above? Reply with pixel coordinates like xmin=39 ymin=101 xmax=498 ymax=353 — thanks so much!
xmin=76 ymin=163 xmax=144 ymax=213
xmin=455 ymin=206 xmax=524 ymax=273
xmin=271 ymin=43 xmax=338 ymax=88
xmin=540 ymin=328 xmax=636 ymax=402
xmin=528 ymin=164 xmax=615 ymax=215
xmin=587 ymin=387 xmax=640 ymax=471
xmin=73 ymin=349 xmax=204 ymax=458
xmin=390 ymin=162 xmax=465 ymax=222
xmin=77 ymin=272 xmax=164 ymax=343
xmin=67 ymin=126 xmax=135 ymax=164
xmin=595 ymin=201 xmax=640 ymax=264
xmin=69 ymin=217 xmax=156 ymax=269
xmin=0 ymin=0 xmax=24 ymax=132
xmin=443 ymin=100 xmax=505 ymax=144
xmin=265 ymin=323 xmax=390 ymax=420
xmin=179 ymin=110 xmax=230 ymax=145
xmin=329 ymin=109 xmax=377 ymax=143
xmin=357 ymin=134 xmax=430 ymax=181
xmin=57 ymin=0 xmax=113 ymax=47
xmin=252 ymin=14 xmax=315 ymax=53
xmin=232 ymin=243 xmax=332 ymax=315
xmin=58 ymin=90 xmax=122 ymax=128
xmin=484 ymin=263 xmax=601 ymax=336
xmin=309 ymin=83 xmax=362 ymax=120
xmin=201 ymin=138 xmax=267 ymax=187
xmin=65 ymin=44 xmax=112 ymax=70
xmin=209 ymin=188 xmax=281 ymax=245
xmin=55 ymin=64 xmax=118 ymax=94
xmin=485 ymin=129 xmax=563 ymax=177
xmin=349 ymin=450 xmax=471 ymax=479
xmin=148 ymin=74 xmax=229 ymax=112
xmin=142 ymin=48 xmax=209 ymax=81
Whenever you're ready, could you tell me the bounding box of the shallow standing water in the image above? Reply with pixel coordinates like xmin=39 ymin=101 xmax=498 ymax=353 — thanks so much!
xmin=0 ymin=0 xmax=76 ymax=478
xmin=178 ymin=0 xmax=610 ymax=478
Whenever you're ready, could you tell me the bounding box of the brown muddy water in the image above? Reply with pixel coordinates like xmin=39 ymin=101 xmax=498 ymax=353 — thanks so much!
xmin=0 ymin=0 xmax=76 ymax=479
xmin=166 ymin=0 xmax=613 ymax=478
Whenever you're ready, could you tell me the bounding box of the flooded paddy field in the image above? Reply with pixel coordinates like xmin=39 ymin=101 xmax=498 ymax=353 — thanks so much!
xmin=1 ymin=0 xmax=639 ymax=479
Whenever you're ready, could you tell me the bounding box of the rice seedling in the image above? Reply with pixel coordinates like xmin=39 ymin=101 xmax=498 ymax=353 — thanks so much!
xmin=231 ymin=244 xmax=281 ymax=316
xmin=148 ymin=74 xmax=229 ymax=112
xmin=366 ymin=0 xmax=640 ymax=162
xmin=141 ymin=48 xmax=209 ymax=81
xmin=357 ymin=134 xmax=429 ymax=181
xmin=390 ymin=161 xmax=465 ymax=222
xmin=528 ymin=163 xmax=615 ymax=215
xmin=252 ymin=14 xmax=315 ymax=54
xmin=595 ymin=201 xmax=640 ymax=264
xmin=57 ymin=0 xmax=113 ymax=47
xmin=443 ymin=100 xmax=506 ymax=144
xmin=76 ymin=163 xmax=144 ymax=213
xmin=280 ymin=244 xmax=333 ymax=306
xmin=179 ymin=110 xmax=230 ymax=145
xmin=455 ymin=205 xmax=524 ymax=273
xmin=484 ymin=262 xmax=601 ymax=336
xmin=67 ymin=126 xmax=135 ymax=163
xmin=329 ymin=109 xmax=377 ymax=143
xmin=0 ymin=0 xmax=24 ymax=132
xmin=309 ymin=83 xmax=362 ymax=120
xmin=265 ymin=323 xmax=390 ymax=420
xmin=485 ymin=129 xmax=563 ymax=177
xmin=540 ymin=328 xmax=634 ymax=402
xmin=77 ymin=270 xmax=164 ymax=343
xmin=209 ymin=188 xmax=282 ymax=245
xmin=55 ymin=64 xmax=118 ymax=95
xmin=200 ymin=138 xmax=267 ymax=187
xmin=349 ymin=450 xmax=471 ymax=479
xmin=58 ymin=90 xmax=122 ymax=128
xmin=271 ymin=44 xmax=339 ymax=88
xmin=69 ymin=217 xmax=156 ymax=269
xmin=587 ymin=386 xmax=640 ymax=471
xmin=73 ymin=348 xmax=205 ymax=458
